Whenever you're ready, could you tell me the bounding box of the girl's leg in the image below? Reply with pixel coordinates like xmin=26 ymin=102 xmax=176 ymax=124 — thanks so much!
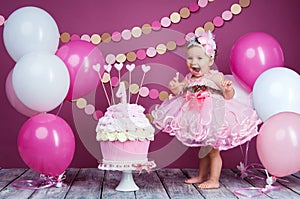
xmin=198 ymin=149 xmax=222 ymax=189
xmin=185 ymin=155 xmax=209 ymax=184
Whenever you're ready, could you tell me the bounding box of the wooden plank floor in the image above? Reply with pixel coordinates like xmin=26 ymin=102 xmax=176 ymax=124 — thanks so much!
xmin=0 ymin=168 xmax=300 ymax=199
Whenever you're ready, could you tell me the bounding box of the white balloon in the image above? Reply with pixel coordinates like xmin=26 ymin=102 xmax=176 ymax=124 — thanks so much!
xmin=12 ymin=52 xmax=70 ymax=112
xmin=252 ymin=67 xmax=300 ymax=122
xmin=3 ymin=6 xmax=59 ymax=61
xmin=224 ymin=74 xmax=253 ymax=107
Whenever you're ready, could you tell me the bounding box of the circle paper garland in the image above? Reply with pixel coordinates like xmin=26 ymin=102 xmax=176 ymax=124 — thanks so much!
xmin=60 ymin=0 xmax=214 ymax=44
xmin=60 ymin=0 xmax=251 ymax=67
xmin=67 ymin=0 xmax=251 ymax=119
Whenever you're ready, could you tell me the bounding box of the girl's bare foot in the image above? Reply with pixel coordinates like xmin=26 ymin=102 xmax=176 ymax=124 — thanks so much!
xmin=184 ymin=176 xmax=208 ymax=184
xmin=198 ymin=179 xmax=220 ymax=189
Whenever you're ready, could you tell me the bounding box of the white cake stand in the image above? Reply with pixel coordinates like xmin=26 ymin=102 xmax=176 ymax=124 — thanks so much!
xmin=98 ymin=159 xmax=156 ymax=192
xmin=115 ymin=170 xmax=139 ymax=191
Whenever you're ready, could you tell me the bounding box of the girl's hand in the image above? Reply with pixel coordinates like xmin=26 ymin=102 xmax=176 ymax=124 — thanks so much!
xmin=168 ymin=72 xmax=186 ymax=95
xmin=169 ymin=72 xmax=180 ymax=89
xmin=221 ymin=79 xmax=234 ymax=99
xmin=221 ymin=80 xmax=233 ymax=92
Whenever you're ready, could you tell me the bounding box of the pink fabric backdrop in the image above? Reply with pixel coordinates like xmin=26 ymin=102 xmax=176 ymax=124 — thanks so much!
xmin=0 ymin=0 xmax=299 ymax=168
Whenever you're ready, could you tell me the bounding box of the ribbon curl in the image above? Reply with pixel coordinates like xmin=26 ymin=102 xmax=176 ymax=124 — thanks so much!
xmin=12 ymin=173 xmax=66 ymax=190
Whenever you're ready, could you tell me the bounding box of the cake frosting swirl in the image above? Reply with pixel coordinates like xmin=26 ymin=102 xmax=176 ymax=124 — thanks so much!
xmin=96 ymin=103 xmax=155 ymax=142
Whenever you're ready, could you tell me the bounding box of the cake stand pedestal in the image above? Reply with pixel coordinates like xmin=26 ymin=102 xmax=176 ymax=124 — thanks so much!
xmin=98 ymin=159 xmax=156 ymax=192
xmin=115 ymin=170 xmax=139 ymax=191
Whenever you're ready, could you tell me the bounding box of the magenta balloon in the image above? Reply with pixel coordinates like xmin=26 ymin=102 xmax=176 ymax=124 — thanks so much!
xmin=230 ymin=32 xmax=284 ymax=91
xmin=18 ymin=113 xmax=75 ymax=176
xmin=256 ymin=112 xmax=300 ymax=177
xmin=5 ymin=70 xmax=39 ymax=117
xmin=56 ymin=40 xmax=104 ymax=100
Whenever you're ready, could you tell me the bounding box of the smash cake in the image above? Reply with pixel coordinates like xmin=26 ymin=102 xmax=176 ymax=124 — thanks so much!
xmin=96 ymin=79 xmax=156 ymax=171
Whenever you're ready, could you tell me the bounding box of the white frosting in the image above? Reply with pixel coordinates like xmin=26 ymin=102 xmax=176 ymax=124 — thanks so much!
xmin=96 ymin=103 xmax=155 ymax=142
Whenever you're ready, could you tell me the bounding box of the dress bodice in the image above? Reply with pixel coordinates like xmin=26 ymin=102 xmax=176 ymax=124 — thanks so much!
xmin=185 ymin=70 xmax=221 ymax=93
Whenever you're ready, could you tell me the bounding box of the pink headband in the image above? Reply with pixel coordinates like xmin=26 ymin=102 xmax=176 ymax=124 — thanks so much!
xmin=187 ymin=31 xmax=217 ymax=58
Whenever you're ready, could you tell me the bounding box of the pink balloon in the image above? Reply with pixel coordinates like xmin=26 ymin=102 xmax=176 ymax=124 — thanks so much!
xmin=5 ymin=70 xmax=39 ymax=117
xmin=230 ymin=32 xmax=284 ymax=91
xmin=56 ymin=40 xmax=104 ymax=100
xmin=18 ymin=113 xmax=75 ymax=176
xmin=256 ymin=112 xmax=300 ymax=177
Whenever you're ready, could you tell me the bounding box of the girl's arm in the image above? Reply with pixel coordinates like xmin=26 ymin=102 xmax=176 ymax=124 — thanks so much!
xmin=210 ymin=72 xmax=235 ymax=100
xmin=168 ymin=73 xmax=188 ymax=95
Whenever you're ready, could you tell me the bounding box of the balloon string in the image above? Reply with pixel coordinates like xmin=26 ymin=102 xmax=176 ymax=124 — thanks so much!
xmin=55 ymin=102 xmax=64 ymax=116
xmin=12 ymin=173 xmax=66 ymax=190
xmin=234 ymin=185 xmax=282 ymax=198
xmin=236 ymin=141 xmax=264 ymax=179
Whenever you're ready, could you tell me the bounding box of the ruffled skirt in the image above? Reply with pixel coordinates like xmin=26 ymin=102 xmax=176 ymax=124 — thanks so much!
xmin=152 ymin=92 xmax=261 ymax=151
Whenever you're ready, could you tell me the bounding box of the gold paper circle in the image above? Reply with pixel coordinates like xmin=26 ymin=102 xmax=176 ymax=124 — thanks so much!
xmin=166 ymin=41 xmax=177 ymax=51
xmin=116 ymin=54 xmax=126 ymax=63
xmin=156 ymin=43 xmax=167 ymax=54
xmin=101 ymin=73 xmax=111 ymax=83
xmin=60 ymin=32 xmax=70 ymax=43
xmin=231 ymin=4 xmax=242 ymax=15
xmin=76 ymin=98 xmax=87 ymax=109
xmin=204 ymin=22 xmax=215 ymax=32
xmin=101 ymin=33 xmax=111 ymax=43
xmin=129 ymin=84 xmax=140 ymax=94
xmin=126 ymin=51 xmax=137 ymax=62
xmin=146 ymin=113 xmax=153 ymax=123
xmin=159 ymin=91 xmax=169 ymax=101
xmin=142 ymin=24 xmax=152 ymax=34
xmin=123 ymin=81 xmax=129 ymax=90
xmin=179 ymin=7 xmax=190 ymax=19
xmin=195 ymin=27 xmax=205 ymax=36
xmin=239 ymin=0 xmax=250 ymax=7
xmin=131 ymin=27 xmax=142 ymax=38
xmin=91 ymin=34 xmax=101 ymax=44
xmin=170 ymin=12 xmax=181 ymax=24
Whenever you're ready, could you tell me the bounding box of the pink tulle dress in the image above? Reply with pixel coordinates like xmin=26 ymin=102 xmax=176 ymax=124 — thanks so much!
xmin=152 ymin=71 xmax=262 ymax=151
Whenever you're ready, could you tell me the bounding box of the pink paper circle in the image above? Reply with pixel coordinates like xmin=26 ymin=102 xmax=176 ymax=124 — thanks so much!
xmin=121 ymin=29 xmax=132 ymax=40
xmin=136 ymin=49 xmax=147 ymax=60
xmin=85 ymin=104 xmax=95 ymax=115
xmin=93 ymin=110 xmax=103 ymax=120
xmin=176 ymin=37 xmax=186 ymax=46
xmin=160 ymin=17 xmax=171 ymax=28
xmin=111 ymin=76 xmax=119 ymax=87
xmin=112 ymin=31 xmax=122 ymax=42
xmin=149 ymin=89 xmax=159 ymax=99
xmin=198 ymin=0 xmax=208 ymax=8
xmin=0 ymin=15 xmax=5 ymax=26
xmin=146 ymin=47 xmax=157 ymax=57
xmin=222 ymin=10 xmax=233 ymax=21
xmin=70 ymin=34 xmax=80 ymax=41
xmin=105 ymin=54 xmax=116 ymax=64
xmin=189 ymin=3 xmax=199 ymax=12
xmin=81 ymin=34 xmax=91 ymax=42
xmin=185 ymin=32 xmax=195 ymax=41
xmin=139 ymin=87 xmax=150 ymax=97
xmin=213 ymin=16 xmax=224 ymax=27
xmin=151 ymin=21 xmax=161 ymax=31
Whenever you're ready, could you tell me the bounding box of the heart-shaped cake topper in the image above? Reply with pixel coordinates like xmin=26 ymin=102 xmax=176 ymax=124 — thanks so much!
xmin=92 ymin=63 xmax=101 ymax=72
xmin=104 ymin=64 xmax=112 ymax=73
xmin=114 ymin=63 xmax=123 ymax=71
xmin=126 ymin=64 xmax=135 ymax=72
xmin=142 ymin=64 xmax=151 ymax=73
xmin=101 ymin=72 xmax=111 ymax=83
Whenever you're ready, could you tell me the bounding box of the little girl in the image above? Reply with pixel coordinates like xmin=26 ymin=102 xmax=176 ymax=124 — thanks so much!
xmin=152 ymin=31 xmax=261 ymax=189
